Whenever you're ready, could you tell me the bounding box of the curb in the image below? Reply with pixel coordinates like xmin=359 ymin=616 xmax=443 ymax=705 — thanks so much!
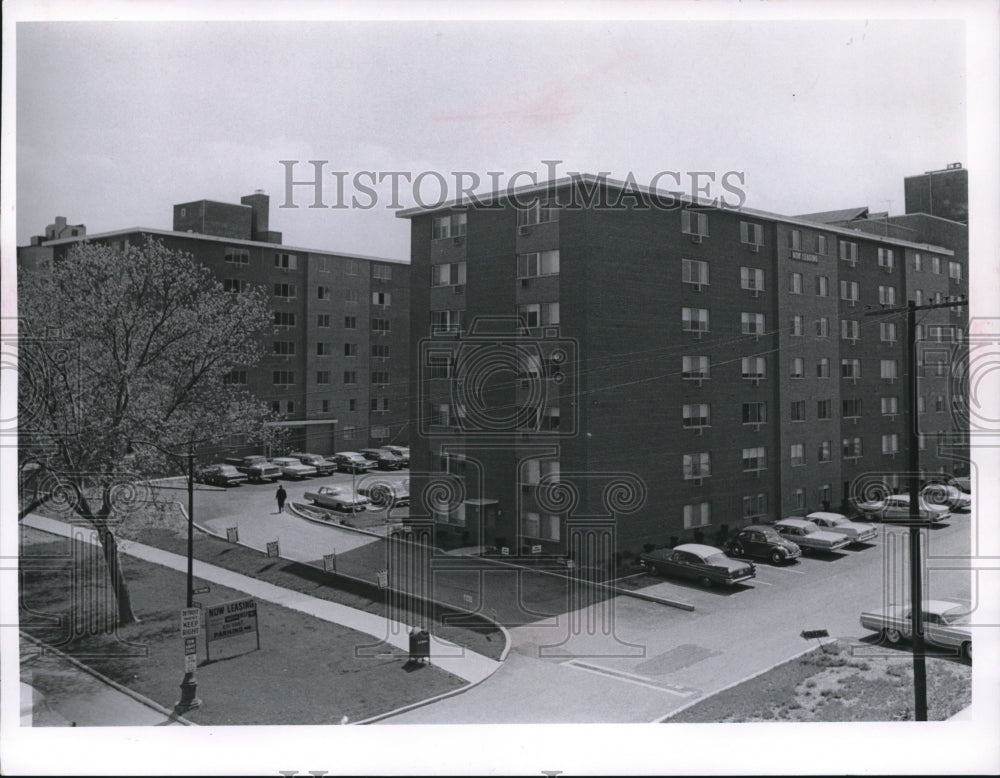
xmin=286 ymin=501 xmax=388 ymax=538
xmin=20 ymin=631 xmax=197 ymax=726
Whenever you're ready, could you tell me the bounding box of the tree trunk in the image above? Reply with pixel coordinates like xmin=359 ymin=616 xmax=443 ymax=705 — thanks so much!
xmin=96 ymin=526 xmax=140 ymax=626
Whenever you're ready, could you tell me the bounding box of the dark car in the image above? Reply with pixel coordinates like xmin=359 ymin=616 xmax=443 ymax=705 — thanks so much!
xmin=360 ymin=448 xmax=404 ymax=470
xmin=333 ymin=452 xmax=373 ymax=474
xmin=639 ymin=543 xmax=756 ymax=587
xmin=194 ymin=463 xmax=247 ymax=487
xmin=288 ymin=452 xmax=338 ymax=476
xmin=378 ymin=445 xmax=409 ymax=467
xmin=724 ymin=525 xmax=802 ymax=564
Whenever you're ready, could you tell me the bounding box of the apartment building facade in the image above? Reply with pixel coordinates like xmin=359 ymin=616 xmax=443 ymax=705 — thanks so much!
xmin=18 ymin=193 xmax=410 ymax=457
xmin=400 ymin=175 xmax=967 ymax=561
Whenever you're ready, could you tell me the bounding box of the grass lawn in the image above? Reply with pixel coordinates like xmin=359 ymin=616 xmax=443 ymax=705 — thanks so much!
xmin=20 ymin=527 xmax=465 ymax=725
xmin=667 ymin=640 xmax=971 ymax=722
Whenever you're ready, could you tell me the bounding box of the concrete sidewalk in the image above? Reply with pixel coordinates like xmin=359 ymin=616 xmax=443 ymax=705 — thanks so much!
xmin=22 ymin=514 xmax=502 ymax=686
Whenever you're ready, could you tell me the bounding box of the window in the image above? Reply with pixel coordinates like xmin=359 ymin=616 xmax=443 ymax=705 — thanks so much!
xmin=841 ymin=359 xmax=861 ymax=379
xmin=935 ymin=395 xmax=945 ymax=412
xmin=273 ymin=283 xmax=296 ymax=299
xmin=371 ymin=425 xmax=389 ymax=440
xmin=345 ymin=259 xmax=360 ymax=275
xmin=917 ymin=396 xmax=926 ymax=413
xmin=371 ymin=317 xmax=391 ymax=334
xmin=878 ymin=248 xmax=894 ymax=270
xmin=372 ymin=291 xmax=391 ymax=306
xmin=683 ymin=452 xmax=711 ymax=479
xmin=349 ymin=399 xmax=357 ymax=411
xmin=840 ymin=240 xmax=858 ymax=264
xmin=224 ymin=278 xmax=250 ymax=293
xmin=517 ymin=303 xmax=540 ymax=328
xmin=344 ymin=288 xmax=359 ymax=303
xmin=790 ymin=315 xmax=803 ymax=336
xmin=791 ymin=400 xmax=805 ymax=421
xmin=316 ymin=342 xmax=331 ymax=356
xmin=683 ymin=307 xmax=710 ymax=333
xmin=842 ymin=437 xmax=863 ymax=458
xmin=842 ymin=398 xmax=862 ymax=418
xmin=373 ymin=264 xmax=393 ymax=281
xmin=881 ymin=359 xmax=898 ymax=380
xmin=816 ymin=276 xmax=829 ymax=297
xmin=740 ymin=266 xmax=765 ymax=291
xmin=430 ymin=403 xmax=452 ymax=427
xmin=272 ymin=371 xmax=294 ymax=386
xmin=371 ymin=343 xmax=390 ymax=358
xmin=841 ymin=319 xmax=860 ymax=341
xmin=371 ymin=371 xmax=390 ymax=386
xmin=742 ymin=446 xmax=767 ymax=471
xmin=344 ymin=316 xmax=357 ymax=329
xmin=286 ymin=400 xmax=295 ymax=415
xmin=881 ymin=396 xmax=898 ymax=416
xmin=817 ymin=235 xmax=828 ymax=255
xmin=880 ymin=322 xmax=897 ymax=343
xmin=742 ymin=402 xmax=766 ymax=425
xmin=518 ymin=200 xmax=559 ymax=226
xmin=789 ymin=230 xmax=802 ymax=250
xmin=344 ymin=343 xmax=358 ymax=357
xmin=524 ymin=459 xmax=561 ymax=486
xmin=840 ymin=280 xmax=859 ymax=302
xmin=225 ymin=247 xmax=249 ymax=265
xmin=913 ymin=253 xmax=923 ymax=271
xmin=914 ymin=290 xmax=923 ymax=305
xmin=316 ymin=314 xmax=330 ymax=328
xmin=431 ymin=309 xmax=463 ymax=333
xmin=540 ymin=407 xmax=560 ymax=431
xmin=524 ymin=512 xmax=560 ymax=541
xmin=790 ymin=358 xmax=804 ymax=378
xmin=816 ymin=358 xmax=830 ymax=378
xmin=789 ymin=272 xmax=803 ymax=294
xmin=316 ymin=370 xmax=330 ymax=384
xmin=742 ymin=356 xmax=766 ymax=379
xmin=930 ymin=256 xmax=941 ymax=274
xmin=273 ymin=311 xmax=296 ymax=327
xmin=681 ymin=209 xmax=708 ymax=237
xmin=742 ymin=494 xmax=766 ymax=520
xmin=741 ymin=312 xmax=765 ymax=335
xmin=382 ymin=398 xmax=390 ymax=411
xmin=684 ymin=502 xmax=711 ymax=529
xmin=818 ymin=441 xmax=832 ymax=463
xmin=343 ymin=425 xmax=357 ymax=440
xmin=517 ymin=250 xmax=560 ymax=278
xmin=682 ymin=355 xmax=710 ymax=379
xmin=740 ymin=221 xmax=763 ymax=246
xmin=817 ymin=399 xmax=832 ymax=419
xmin=433 ymin=212 xmax=467 ymax=239
xmin=223 ymin=369 xmax=247 ymax=385
xmin=274 ymin=252 xmax=297 ymax=270
xmin=682 ymin=258 xmax=710 ymax=286
xmin=272 ymin=341 xmax=295 ymax=355
xmin=321 ymin=400 xmax=330 ymax=413
xmin=343 ymin=371 xmax=357 ymax=385
xmin=793 ymin=488 xmax=806 ymax=511
xmin=431 ymin=261 xmax=467 ymax=287
xmin=815 ymin=317 xmax=829 ymax=338
xmin=682 ymin=404 xmax=710 ymax=428
xmin=427 ymin=353 xmax=451 ymax=379
xmin=878 ymin=285 xmax=896 ymax=305
xmin=949 ymin=261 xmax=962 ymax=282
xmin=882 ymin=434 xmax=899 ymax=455
xmin=790 ymin=443 xmax=805 ymax=467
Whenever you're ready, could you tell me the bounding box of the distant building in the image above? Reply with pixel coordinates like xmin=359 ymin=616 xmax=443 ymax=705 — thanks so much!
xmin=903 ymin=162 xmax=968 ymax=224
xmin=18 ymin=193 xmax=410 ymax=457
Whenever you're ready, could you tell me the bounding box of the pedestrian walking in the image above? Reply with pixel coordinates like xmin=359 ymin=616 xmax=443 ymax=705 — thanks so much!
xmin=276 ymin=485 xmax=287 ymax=514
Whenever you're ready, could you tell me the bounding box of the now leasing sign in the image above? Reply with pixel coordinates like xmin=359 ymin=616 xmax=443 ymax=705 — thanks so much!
xmin=205 ymin=597 xmax=260 ymax=659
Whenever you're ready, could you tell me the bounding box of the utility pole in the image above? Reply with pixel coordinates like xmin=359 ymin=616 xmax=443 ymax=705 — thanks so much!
xmin=865 ymin=296 xmax=967 ymax=721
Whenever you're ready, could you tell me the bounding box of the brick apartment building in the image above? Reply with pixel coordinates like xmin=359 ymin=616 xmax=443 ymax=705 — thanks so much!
xmin=18 ymin=192 xmax=410 ymax=457
xmin=399 ymin=173 xmax=969 ymax=562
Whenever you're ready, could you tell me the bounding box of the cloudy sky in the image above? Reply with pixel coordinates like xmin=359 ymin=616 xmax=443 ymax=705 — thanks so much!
xmin=13 ymin=9 xmax=972 ymax=261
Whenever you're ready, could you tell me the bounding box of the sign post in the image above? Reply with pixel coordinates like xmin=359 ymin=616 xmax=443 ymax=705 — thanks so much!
xmin=226 ymin=526 xmax=239 ymax=543
xmin=323 ymin=552 xmax=337 ymax=573
xmin=180 ymin=608 xmax=201 ymax=675
xmin=266 ymin=540 xmax=280 ymax=558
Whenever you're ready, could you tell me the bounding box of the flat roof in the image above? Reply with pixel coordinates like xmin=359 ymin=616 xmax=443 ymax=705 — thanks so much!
xmin=395 ymin=173 xmax=954 ymax=255
xmin=33 ymin=226 xmax=410 ymax=265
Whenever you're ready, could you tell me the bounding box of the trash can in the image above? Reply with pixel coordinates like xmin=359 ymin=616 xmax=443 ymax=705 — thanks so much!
xmin=409 ymin=628 xmax=430 ymax=664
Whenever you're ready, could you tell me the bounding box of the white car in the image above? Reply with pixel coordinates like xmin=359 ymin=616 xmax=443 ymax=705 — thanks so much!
xmin=854 ymin=493 xmax=950 ymax=522
xmin=773 ymin=518 xmax=852 ymax=553
xmin=921 ymin=483 xmax=971 ymax=512
xmin=860 ymin=599 xmax=972 ymax=660
xmin=271 ymin=456 xmax=318 ymax=480
xmin=952 ymin=476 xmax=971 ymax=494
xmin=304 ymin=485 xmax=370 ymax=512
xmin=805 ymin=512 xmax=878 ymax=544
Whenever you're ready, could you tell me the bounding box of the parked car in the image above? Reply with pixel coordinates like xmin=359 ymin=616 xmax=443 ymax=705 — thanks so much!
xmin=304 ymin=485 xmax=370 ymax=512
xmin=805 ymin=511 xmax=878 ymax=544
xmin=860 ymin=599 xmax=972 ymax=660
xmin=953 ymin=476 xmax=971 ymax=494
xmin=361 ymin=448 xmax=404 ymax=470
xmin=853 ymin=493 xmax=950 ymax=523
xmin=639 ymin=543 xmax=756 ymax=587
xmin=357 ymin=480 xmax=410 ymax=508
xmin=723 ymin=525 xmax=801 ymax=564
xmin=194 ymin=463 xmax=247 ymax=487
xmin=288 ymin=452 xmax=338 ymax=476
xmin=379 ymin=445 xmax=410 ymax=466
xmin=224 ymin=455 xmax=282 ymax=482
xmin=773 ymin=518 xmax=852 ymax=553
xmin=333 ymin=452 xmax=373 ymax=474
xmin=271 ymin=456 xmax=317 ymax=480
xmin=921 ymin=483 xmax=971 ymax=512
